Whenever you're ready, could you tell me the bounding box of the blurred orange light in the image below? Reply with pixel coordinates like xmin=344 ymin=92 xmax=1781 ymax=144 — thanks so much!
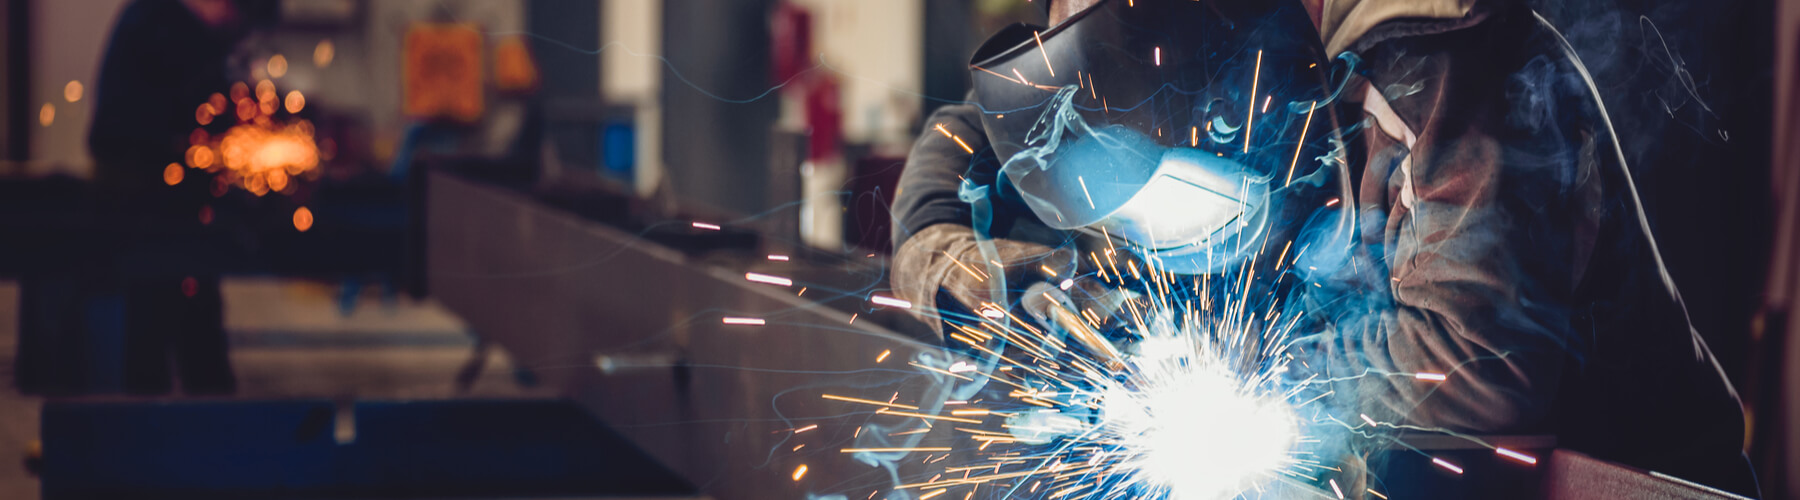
xmin=209 ymin=93 xmax=228 ymax=111
xmin=314 ymin=40 xmax=335 ymax=68
xmin=63 ymin=80 xmax=83 ymax=102
xmin=196 ymin=103 xmax=215 ymax=125
xmin=245 ymin=171 xmax=269 ymax=196
xmin=39 ymin=103 xmax=53 ymax=126
xmin=293 ymin=207 xmax=314 ymax=232
xmin=186 ymin=145 xmax=215 ymax=169
xmin=255 ymin=80 xmax=276 ymax=101
xmin=217 ymin=120 xmax=320 ymax=192
xmin=189 ymin=128 xmax=210 ymax=146
xmin=163 ymin=163 xmax=185 ymax=185
xmin=230 ymin=82 xmax=250 ymax=102
xmin=267 ymin=170 xmax=289 ymax=192
xmin=285 ymin=91 xmax=305 ymax=114
xmin=267 ymin=54 xmax=288 ymax=78
xmin=236 ymin=98 xmax=258 ymax=121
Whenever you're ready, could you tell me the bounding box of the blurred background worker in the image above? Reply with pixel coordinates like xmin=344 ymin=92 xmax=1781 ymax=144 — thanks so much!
xmin=887 ymin=0 xmax=1758 ymax=496
xmin=81 ymin=0 xmax=276 ymax=394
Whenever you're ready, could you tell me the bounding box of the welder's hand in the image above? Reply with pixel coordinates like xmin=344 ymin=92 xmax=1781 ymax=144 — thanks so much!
xmin=891 ymin=224 xmax=1077 ymax=330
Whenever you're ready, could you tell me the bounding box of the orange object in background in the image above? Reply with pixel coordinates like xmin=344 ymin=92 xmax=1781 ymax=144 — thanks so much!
xmin=403 ymin=23 xmax=484 ymax=123
xmin=493 ymin=35 xmax=539 ymax=93
xmin=293 ymin=206 xmax=314 ymax=232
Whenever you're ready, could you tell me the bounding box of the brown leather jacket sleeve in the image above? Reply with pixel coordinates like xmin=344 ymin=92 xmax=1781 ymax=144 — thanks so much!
xmin=1297 ymin=15 xmax=1593 ymax=433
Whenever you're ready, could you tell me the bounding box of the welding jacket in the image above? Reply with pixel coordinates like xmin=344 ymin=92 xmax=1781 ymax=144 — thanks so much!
xmin=889 ymin=0 xmax=1756 ymax=495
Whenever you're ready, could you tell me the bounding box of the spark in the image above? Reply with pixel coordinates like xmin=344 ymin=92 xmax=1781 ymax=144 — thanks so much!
xmin=1414 ymin=372 xmax=1447 ymax=381
xmin=1245 ymin=50 xmax=1262 ymax=153
xmin=1368 ymin=489 xmax=1389 ymax=499
xmin=692 ymin=221 xmax=721 ymax=230
xmin=1496 ymin=447 xmax=1539 ymax=465
xmin=1154 ymin=46 xmax=1162 ymax=66
xmin=722 ymin=317 xmax=765 ymax=325
xmin=823 ymin=394 xmax=920 ymax=410
xmin=841 ymin=447 xmax=953 ymax=454
xmin=793 ymin=465 xmax=809 ymax=481
xmin=871 ymin=295 xmax=913 ymax=309
xmin=314 ymin=40 xmax=335 ymax=67
xmin=919 ymin=488 xmax=948 ymax=500
xmin=1432 ymin=457 xmax=1464 ymax=474
xmin=267 ymin=54 xmax=288 ymax=78
xmin=934 ymin=123 xmax=976 ymax=155
xmin=877 ymin=409 xmax=982 ymax=424
xmin=163 ymin=163 xmax=185 ymax=186
xmin=745 ymin=272 xmax=794 ymax=286
xmin=1078 ymin=176 xmax=1095 ymax=209
xmin=1287 ymin=101 xmax=1317 ymax=186
xmin=293 ymin=207 xmax=314 ymax=232
xmin=1034 ymin=30 xmax=1056 ymax=77
xmin=285 ymin=91 xmax=305 ymax=114
xmin=1330 ymin=478 xmax=1344 ymax=499
xmin=794 ymin=424 xmax=819 ymax=434
xmin=767 ymin=254 xmax=790 ymax=261
xmin=876 ymin=350 xmax=892 ymax=363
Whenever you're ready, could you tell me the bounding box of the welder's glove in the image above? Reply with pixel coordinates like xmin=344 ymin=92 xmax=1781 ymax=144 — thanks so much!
xmin=890 ymin=223 xmax=1077 ymax=334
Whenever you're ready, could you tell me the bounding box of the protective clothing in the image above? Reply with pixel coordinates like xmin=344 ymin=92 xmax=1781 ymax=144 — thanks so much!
xmin=890 ymin=224 xmax=1076 ymax=333
xmin=965 ymin=0 xmax=1344 ymax=274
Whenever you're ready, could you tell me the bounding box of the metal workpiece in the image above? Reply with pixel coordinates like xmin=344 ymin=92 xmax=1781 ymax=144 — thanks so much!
xmin=426 ymin=171 xmax=945 ymax=500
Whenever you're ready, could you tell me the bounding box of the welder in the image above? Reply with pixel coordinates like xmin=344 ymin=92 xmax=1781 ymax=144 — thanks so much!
xmin=84 ymin=0 xmax=278 ymax=394
xmin=887 ymin=0 xmax=1758 ymax=496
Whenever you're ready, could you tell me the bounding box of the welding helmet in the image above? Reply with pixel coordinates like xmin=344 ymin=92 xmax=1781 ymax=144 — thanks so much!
xmin=969 ymin=0 xmax=1349 ymax=275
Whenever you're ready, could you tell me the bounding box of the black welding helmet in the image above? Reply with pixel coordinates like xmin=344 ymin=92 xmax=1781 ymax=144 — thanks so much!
xmin=969 ymin=0 xmax=1349 ymax=275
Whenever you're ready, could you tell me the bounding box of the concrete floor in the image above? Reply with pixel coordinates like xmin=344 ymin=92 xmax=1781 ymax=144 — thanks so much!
xmin=0 ymin=278 xmax=546 ymax=499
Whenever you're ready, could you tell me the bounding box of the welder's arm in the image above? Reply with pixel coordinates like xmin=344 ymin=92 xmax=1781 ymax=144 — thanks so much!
xmin=888 ymin=100 xmax=1074 ymax=335
xmin=891 ymin=100 xmax=992 ymax=249
xmin=1300 ymin=85 xmax=1592 ymax=433
xmin=1306 ymin=200 xmax=1574 ymax=433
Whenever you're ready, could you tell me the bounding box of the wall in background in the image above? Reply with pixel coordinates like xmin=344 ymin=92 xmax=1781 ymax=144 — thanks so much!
xmin=26 ymin=0 xmax=130 ymax=178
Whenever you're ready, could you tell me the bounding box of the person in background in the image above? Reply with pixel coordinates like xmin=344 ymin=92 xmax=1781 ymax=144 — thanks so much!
xmin=85 ymin=0 xmax=276 ymax=395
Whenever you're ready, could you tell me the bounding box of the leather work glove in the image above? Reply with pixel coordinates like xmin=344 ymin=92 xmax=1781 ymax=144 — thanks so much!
xmin=890 ymin=223 xmax=1077 ymax=334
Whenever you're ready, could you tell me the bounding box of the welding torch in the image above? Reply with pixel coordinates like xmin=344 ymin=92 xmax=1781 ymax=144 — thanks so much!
xmin=1023 ymin=281 xmax=1128 ymax=372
